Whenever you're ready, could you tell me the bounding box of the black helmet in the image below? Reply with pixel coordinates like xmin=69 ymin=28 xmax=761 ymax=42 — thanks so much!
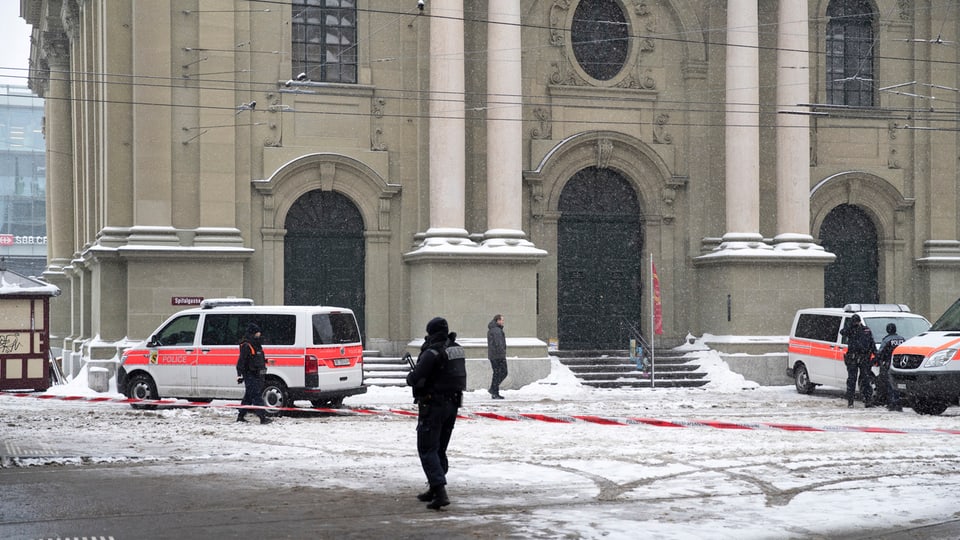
xmin=886 ymin=323 xmax=897 ymax=334
xmin=426 ymin=317 xmax=449 ymax=336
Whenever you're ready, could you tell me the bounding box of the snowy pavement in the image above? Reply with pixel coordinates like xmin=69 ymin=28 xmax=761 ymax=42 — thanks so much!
xmin=3 ymin=352 xmax=960 ymax=539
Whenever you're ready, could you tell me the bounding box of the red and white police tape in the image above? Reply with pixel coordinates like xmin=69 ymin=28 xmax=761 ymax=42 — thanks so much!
xmin=4 ymin=392 xmax=959 ymax=436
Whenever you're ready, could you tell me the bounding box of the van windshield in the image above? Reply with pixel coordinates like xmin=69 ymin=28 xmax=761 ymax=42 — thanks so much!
xmin=930 ymin=298 xmax=960 ymax=332
xmin=862 ymin=316 xmax=931 ymax=343
xmin=313 ymin=313 xmax=361 ymax=344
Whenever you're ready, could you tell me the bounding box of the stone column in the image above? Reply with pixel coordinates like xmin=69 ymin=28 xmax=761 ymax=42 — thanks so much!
xmin=39 ymin=33 xmax=76 ymax=357
xmin=41 ymin=36 xmax=75 ymax=274
xmin=424 ymin=0 xmax=469 ymax=243
xmin=695 ymin=1 xmax=832 ymax=338
xmin=484 ymin=0 xmax=529 ymax=246
xmin=722 ymin=0 xmax=765 ymax=248
xmin=404 ymin=1 xmax=546 ymax=374
xmin=774 ymin=0 xmax=816 ymax=248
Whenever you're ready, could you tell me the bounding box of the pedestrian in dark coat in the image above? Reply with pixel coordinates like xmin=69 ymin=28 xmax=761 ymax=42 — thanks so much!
xmin=236 ymin=323 xmax=273 ymax=424
xmin=840 ymin=314 xmax=875 ymax=408
xmin=875 ymin=323 xmax=905 ymax=411
xmin=486 ymin=314 xmax=507 ymax=399
xmin=406 ymin=317 xmax=467 ymax=510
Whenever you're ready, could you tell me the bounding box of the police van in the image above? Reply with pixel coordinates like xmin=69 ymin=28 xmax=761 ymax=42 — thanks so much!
xmin=787 ymin=304 xmax=930 ymax=395
xmin=890 ymin=297 xmax=960 ymax=415
xmin=118 ymin=299 xmax=367 ymax=411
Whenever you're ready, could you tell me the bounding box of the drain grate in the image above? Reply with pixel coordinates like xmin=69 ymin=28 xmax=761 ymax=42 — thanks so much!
xmin=1 ymin=441 xmax=63 ymax=458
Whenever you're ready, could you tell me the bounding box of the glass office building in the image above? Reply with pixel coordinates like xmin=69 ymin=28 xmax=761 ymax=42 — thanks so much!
xmin=0 ymin=85 xmax=45 ymax=277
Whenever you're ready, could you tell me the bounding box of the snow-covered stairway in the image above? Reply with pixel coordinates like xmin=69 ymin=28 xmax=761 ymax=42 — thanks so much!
xmin=554 ymin=350 xmax=708 ymax=388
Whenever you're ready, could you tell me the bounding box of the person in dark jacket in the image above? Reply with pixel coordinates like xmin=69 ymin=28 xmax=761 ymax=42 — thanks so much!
xmin=874 ymin=323 xmax=905 ymax=411
xmin=235 ymin=322 xmax=273 ymax=424
xmin=486 ymin=314 xmax=507 ymax=399
xmin=406 ymin=317 xmax=467 ymax=510
xmin=840 ymin=314 xmax=875 ymax=408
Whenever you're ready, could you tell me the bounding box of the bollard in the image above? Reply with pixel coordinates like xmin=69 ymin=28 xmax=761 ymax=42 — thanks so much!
xmin=88 ymin=366 xmax=109 ymax=393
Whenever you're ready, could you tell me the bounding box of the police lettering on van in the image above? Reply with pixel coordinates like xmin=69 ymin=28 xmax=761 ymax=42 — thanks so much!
xmin=118 ymin=299 xmax=366 ymax=412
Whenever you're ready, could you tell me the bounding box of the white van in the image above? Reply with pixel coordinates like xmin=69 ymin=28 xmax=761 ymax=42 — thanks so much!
xmin=118 ymin=299 xmax=367 ymax=411
xmin=890 ymin=297 xmax=960 ymax=415
xmin=787 ymin=304 xmax=930 ymax=395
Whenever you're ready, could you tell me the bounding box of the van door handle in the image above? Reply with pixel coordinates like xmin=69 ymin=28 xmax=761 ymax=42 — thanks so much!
xmin=184 ymin=349 xmax=194 ymax=353
xmin=201 ymin=348 xmax=211 ymax=353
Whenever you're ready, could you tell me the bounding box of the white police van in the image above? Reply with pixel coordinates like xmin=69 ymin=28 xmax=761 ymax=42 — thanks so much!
xmin=118 ymin=299 xmax=367 ymax=411
xmin=890 ymin=297 xmax=960 ymax=415
xmin=787 ymin=304 xmax=930 ymax=394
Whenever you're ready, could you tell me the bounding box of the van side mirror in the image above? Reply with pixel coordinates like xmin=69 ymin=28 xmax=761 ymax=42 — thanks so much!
xmin=146 ymin=335 xmax=159 ymax=348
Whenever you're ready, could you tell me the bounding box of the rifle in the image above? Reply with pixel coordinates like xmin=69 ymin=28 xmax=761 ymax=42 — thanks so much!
xmin=403 ymin=352 xmax=414 ymax=369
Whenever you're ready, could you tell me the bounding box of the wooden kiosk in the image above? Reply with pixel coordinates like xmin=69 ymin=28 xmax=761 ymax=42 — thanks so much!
xmin=0 ymin=265 xmax=60 ymax=392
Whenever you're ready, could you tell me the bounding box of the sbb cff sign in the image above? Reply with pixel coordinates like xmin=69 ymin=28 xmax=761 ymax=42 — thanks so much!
xmin=0 ymin=235 xmax=47 ymax=246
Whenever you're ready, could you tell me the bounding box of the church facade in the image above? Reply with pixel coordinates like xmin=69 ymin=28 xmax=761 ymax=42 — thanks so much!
xmin=22 ymin=1 xmax=960 ymax=380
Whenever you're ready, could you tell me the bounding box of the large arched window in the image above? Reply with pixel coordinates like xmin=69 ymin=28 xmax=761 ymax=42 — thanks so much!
xmin=291 ymin=0 xmax=357 ymax=83
xmin=826 ymin=0 xmax=875 ymax=106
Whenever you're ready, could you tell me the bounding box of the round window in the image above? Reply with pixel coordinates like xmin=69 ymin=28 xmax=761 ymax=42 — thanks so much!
xmin=571 ymin=0 xmax=630 ymax=81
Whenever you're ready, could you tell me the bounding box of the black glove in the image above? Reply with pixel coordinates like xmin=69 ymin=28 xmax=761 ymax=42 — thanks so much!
xmin=236 ymin=375 xmax=243 ymax=384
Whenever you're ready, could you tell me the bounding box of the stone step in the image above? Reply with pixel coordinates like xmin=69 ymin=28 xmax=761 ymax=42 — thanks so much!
xmin=584 ymin=379 xmax=709 ymax=389
xmin=556 ymin=349 xmax=709 ymax=389
xmin=363 ymin=356 xmax=410 ymax=387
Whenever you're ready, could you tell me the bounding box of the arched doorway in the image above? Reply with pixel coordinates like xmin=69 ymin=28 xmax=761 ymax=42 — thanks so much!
xmin=557 ymin=167 xmax=643 ymax=349
xmin=284 ymin=190 xmax=366 ymax=335
xmin=820 ymin=203 xmax=878 ymax=307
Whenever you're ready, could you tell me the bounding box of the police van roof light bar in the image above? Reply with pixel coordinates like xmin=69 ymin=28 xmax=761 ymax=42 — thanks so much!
xmin=200 ymin=298 xmax=255 ymax=309
xmin=843 ymin=303 xmax=910 ymax=313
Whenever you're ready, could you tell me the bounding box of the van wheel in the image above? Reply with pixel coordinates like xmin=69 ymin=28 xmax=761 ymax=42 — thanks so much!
xmin=261 ymin=378 xmax=290 ymax=415
xmin=311 ymin=397 xmax=344 ymax=409
xmin=793 ymin=364 xmax=815 ymax=394
xmin=127 ymin=373 xmax=159 ymax=410
xmin=912 ymin=398 xmax=949 ymax=416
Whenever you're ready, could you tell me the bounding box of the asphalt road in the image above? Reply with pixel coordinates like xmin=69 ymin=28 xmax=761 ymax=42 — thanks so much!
xmin=4 ymin=457 xmax=960 ymax=540
xmin=2 ymin=458 xmax=510 ymax=540
xmin=5 ymin=384 xmax=960 ymax=539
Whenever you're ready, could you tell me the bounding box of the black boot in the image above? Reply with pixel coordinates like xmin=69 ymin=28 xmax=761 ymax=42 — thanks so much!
xmin=237 ymin=413 xmax=247 ymax=422
xmin=426 ymin=485 xmax=449 ymax=510
xmin=416 ymin=487 xmax=435 ymax=502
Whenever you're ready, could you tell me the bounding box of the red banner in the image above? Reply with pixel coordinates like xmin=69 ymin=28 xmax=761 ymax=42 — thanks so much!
xmin=652 ymin=261 xmax=663 ymax=335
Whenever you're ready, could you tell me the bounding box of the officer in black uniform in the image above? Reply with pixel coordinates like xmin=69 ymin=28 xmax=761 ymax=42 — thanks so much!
xmin=236 ymin=323 xmax=273 ymax=424
xmin=406 ymin=317 xmax=467 ymax=510
xmin=875 ymin=323 xmax=905 ymax=411
xmin=840 ymin=314 xmax=875 ymax=408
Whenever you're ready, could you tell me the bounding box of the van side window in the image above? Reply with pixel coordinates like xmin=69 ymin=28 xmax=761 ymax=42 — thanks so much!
xmin=201 ymin=314 xmax=297 ymax=345
xmin=154 ymin=315 xmax=200 ymax=346
xmin=313 ymin=313 xmax=360 ymax=344
xmin=795 ymin=314 xmax=841 ymax=343
xmin=256 ymin=315 xmax=297 ymax=345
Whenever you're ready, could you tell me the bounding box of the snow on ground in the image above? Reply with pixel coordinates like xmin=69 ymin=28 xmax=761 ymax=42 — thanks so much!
xmin=3 ymin=350 xmax=960 ymax=539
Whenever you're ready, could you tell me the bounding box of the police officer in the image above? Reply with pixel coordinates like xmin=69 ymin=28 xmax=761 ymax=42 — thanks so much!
xmin=236 ymin=323 xmax=273 ymax=424
xmin=406 ymin=317 xmax=467 ymax=510
xmin=840 ymin=314 xmax=875 ymax=408
xmin=875 ymin=323 xmax=905 ymax=411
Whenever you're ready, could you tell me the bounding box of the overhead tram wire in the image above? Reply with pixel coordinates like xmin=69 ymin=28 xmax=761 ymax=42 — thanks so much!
xmin=9 ymin=2 xmax=960 ymax=131
xmin=14 ymin=0 xmax=957 ymax=104
xmin=15 ymin=61 xmax=960 ymax=131
xmin=10 ymin=66 xmax=960 ymax=134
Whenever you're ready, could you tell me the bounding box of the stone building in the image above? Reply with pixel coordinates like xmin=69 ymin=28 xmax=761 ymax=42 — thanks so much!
xmin=20 ymin=0 xmax=960 ymax=383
